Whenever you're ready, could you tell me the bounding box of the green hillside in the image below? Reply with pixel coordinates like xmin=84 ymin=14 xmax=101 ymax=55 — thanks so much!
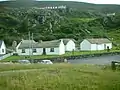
xmin=1 ymin=1 xmax=120 ymax=12
xmin=0 ymin=1 xmax=120 ymax=46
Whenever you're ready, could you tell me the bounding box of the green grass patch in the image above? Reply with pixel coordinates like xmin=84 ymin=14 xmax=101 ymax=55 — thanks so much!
xmin=2 ymin=55 xmax=60 ymax=61
xmin=0 ymin=64 xmax=120 ymax=90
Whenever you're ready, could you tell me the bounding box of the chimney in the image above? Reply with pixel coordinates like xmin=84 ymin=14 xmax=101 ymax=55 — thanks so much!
xmin=60 ymin=39 xmax=63 ymax=42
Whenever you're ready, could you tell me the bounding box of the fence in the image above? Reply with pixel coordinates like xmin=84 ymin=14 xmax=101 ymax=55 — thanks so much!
xmin=0 ymin=53 xmax=13 ymax=60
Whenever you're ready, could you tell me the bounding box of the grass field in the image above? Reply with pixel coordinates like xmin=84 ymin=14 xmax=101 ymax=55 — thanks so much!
xmin=0 ymin=64 xmax=120 ymax=90
xmin=3 ymin=49 xmax=120 ymax=61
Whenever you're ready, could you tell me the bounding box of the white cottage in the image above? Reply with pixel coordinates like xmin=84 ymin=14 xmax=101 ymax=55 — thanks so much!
xmin=0 ymin=40 xmax=6 ymax=54
xmin=38 ymin=39 xmax=65 ymax=55
xmin=16 ymin=39 xmax=65 ymax=55
xmin=80 ymin=38 xmax=112 ymax=51
xmin=62 ymin=39 xmax=76 ymax=51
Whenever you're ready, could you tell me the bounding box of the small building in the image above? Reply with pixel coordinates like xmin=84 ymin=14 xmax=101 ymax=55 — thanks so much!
xmin=62 ymin=39 xmax=76 ymax=51
xmin=38 ymin=39 xmax=65 ymax=55
xmin=80 ymin=38 xmax=112 ymax=51
xmin=16 ymin=39 xmax=65 ymax=55
xmin=0 ymin=40 xmax=6 ymax=54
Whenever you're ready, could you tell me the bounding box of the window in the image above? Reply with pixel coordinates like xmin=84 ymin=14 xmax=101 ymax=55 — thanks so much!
xmin=2 ymin=49 xmax=4 ymax=53
xmin=50 ymin=48 xmax=54 ymax=52
xmin=32 ymin=49 xmax=37 ymax=53
xmin=22 ymin=49 xmax=25 ymax=53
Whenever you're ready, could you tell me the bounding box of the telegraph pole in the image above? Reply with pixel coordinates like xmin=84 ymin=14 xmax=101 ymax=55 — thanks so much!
xmin=28 ymin=32 xmax=34 ymax=63
xmin=31 ymin=33 xmax=33 ymax=54
xmin=31 ymin=33 xmax=33 ymax=63
xmin=28 ymin=31 xmax=31 ymax=60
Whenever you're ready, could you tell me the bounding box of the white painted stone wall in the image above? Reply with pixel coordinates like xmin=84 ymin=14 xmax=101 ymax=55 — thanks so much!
xmin=0 ymin=41 xmax=6 ymax=54
xmin=65 ymin=40 xmax=75 ymax=51
xmin=80 ymin=39 xmax=91 ymax=51
xmin=59 ymin=40 xmax=65 ymax=55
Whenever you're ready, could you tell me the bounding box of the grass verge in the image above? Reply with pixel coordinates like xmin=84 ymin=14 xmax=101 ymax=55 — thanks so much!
xmin=0 ymin=64 xmax=120 ymax=90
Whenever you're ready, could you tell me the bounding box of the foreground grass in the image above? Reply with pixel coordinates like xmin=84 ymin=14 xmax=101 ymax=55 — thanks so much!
xmin=3 ymin=49 xmax=120 ymax=61
xmin=0 ymin=64 xmax=120 ymax=90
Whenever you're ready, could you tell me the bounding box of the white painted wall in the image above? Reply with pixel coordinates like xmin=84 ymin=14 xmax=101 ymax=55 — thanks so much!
xmin=59 ymin=40 xmax=65 ymax=55
xmin=0 ymin=41 xmax=6 ymax=54
xmin=97 ymin=44 xmax=104 ymax=50
xmin=33 ymin=48 xmax=43 ymax=55
xmin=91 ymin=44 xmax=104 ymax=51
xmin=17 ymin=47 xmax=65 ymax=56
xmin=91 ymin=43 xmax=112 ymax=51
xmin=80 ymin=39 xmax=112 ymax=51
xmin=17 ymin=48 xmax=43 ymax=55
xmin=80 ymin=39 xmax=91 ymax=51
xmin=104 ymin=43 xmax=112 ymax=49
xmin=89 ymin=44 xmax=106 ymax=51
xmin=46 ymin=48 xmax=60 ymax=55
xmin=65 ymin=40 xmax=75 ymax=51
xmin=91 ymin=44 xmax=97 ymax=51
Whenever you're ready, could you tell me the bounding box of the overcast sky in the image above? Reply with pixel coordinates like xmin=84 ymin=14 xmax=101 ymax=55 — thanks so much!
xmin=1 ymin=0 xmax=120 ymax=4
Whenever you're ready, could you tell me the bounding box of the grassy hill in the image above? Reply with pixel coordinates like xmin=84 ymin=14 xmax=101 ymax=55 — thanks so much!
xmin=1 ymin=1 xmax=120 ymax=12
xmin=0 ymin=1 xmax=120 ymax=46
xmin=0 ymin=64 xmax=120 ymax=90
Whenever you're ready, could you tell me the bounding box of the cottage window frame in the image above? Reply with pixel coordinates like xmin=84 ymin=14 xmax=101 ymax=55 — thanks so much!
xmin=2 ymin=49 xmax=4 ymax=53
xmin=22 ymin=49 xmax=25 ymax=53
xmin=32 ymin=48 xmax=37 ymax=53
xmin=50 ymin=48 xmax=54 ymax=52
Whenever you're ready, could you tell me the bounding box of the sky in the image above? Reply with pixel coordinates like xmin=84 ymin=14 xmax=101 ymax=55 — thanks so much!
xmin=37 ymin=0 xmax=120 ymax=4
xmin=0 ymin=0 xmax=120 ymax=5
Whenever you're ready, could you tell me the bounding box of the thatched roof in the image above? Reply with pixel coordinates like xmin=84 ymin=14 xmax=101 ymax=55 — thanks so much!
xmin=86 ymin=38 xmax=112 ymax=44
xmin=18 ymin=39 xmax=61 ymax=49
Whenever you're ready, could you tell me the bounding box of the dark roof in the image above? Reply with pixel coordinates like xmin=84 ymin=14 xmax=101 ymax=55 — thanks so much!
xmin=18 ymin=39 xmax=61 ymax=49
xmin=18 ymin=40 xmax=38 ymax=49
xmin=86 ymin=38 xmax=112 ymax=44
xmin=38 ymin=40 xmax=61 ymax=48
xmin=21 ymin=40 xmax=36 ymax=43
xmin=62 ymin=38 xmax=76 ymax=45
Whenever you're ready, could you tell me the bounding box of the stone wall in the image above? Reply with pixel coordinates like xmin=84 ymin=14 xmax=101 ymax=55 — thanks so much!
xmin=31 ymin=52 xmax=120 ymax=63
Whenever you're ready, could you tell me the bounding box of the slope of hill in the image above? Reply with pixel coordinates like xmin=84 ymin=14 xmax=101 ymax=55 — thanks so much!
xmin=0 ymin=1 xmax=120 ymax=46
xmin=0 ymin=1 xmax=120 ymax=11
xmin=1 ymin=1 xmax=120 ymax=14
